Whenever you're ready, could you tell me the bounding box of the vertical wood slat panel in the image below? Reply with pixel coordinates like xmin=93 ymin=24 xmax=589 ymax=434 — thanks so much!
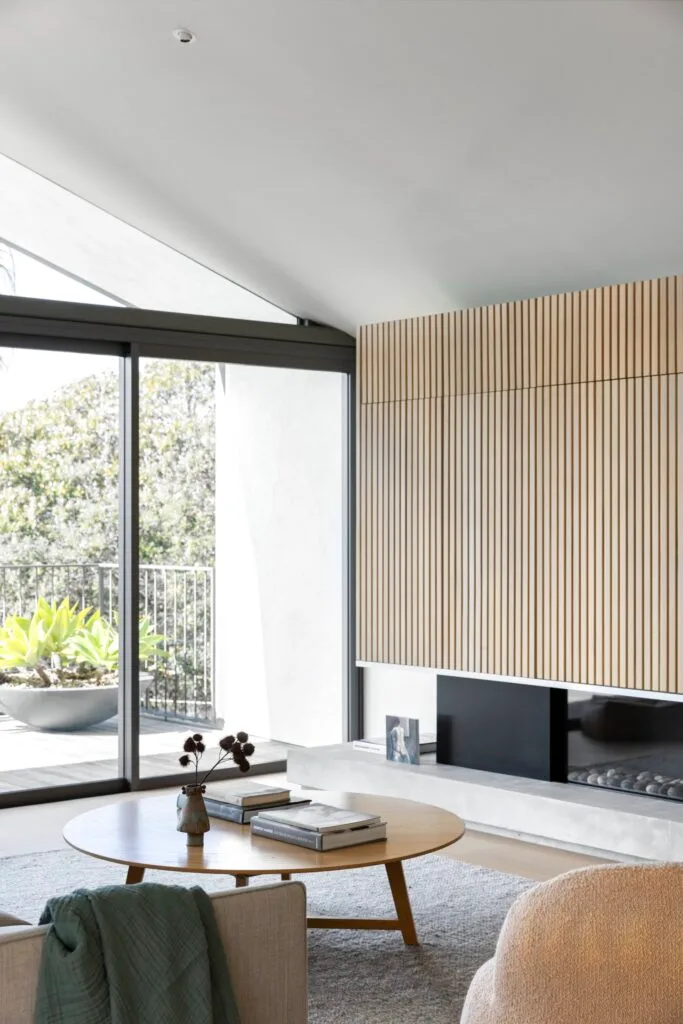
xmin=528 ymin=375 xmax=682 ymax=693
xmin=386 ymin=398 xmax=394 ymax=664
xmin=649 ymin=279 xmax=658 ymax=378
xmin=503 ymin=390 xmax=513 ymax=673
xmin=548 ymin=385 xmax=558 ymax=679
xmin=493 ymin=390 xmax=503 ymax=674
xmin=411 ymin=398 xmax=420 ymax=665
xmin=373 ymin=401 xmax=382 ymax=663
xmin=357 ymin=279 xmax=682 ymax=695
xmin=368 ymin=394 xmax=374 ymax=663
xmin=438 ymin=388 xmax=539 ymax=678
xmin=362 ymin=398 xmax=371 ymax=662
xmin=633 ymin=376 xmax=643 ymax=689
xmin=651 ymin=379 xmax=661 ymax=690
xmin=458 ymin=392 xmax=467 ymax=668
xmin=465 ymin=392 xmax=475 ymax=669
xmin=514 ymin=387 xmax=524 ymax=676
xmin=421 ymin=397 xmax=429 ymax=666
xmin=430 ymin=398 xmax=438 ymax=668
xmin=678 ymin=374 xmax=683 ymax=693
xmin=454 ymin=394 xmax=464 ymax=670
xmin=642 ymin=379 xmax=651 ymax=691
xmin=667 ymin=375 xmax=677 ymax=692
xmin=594 ymin=378 xmax=604 ymax=686
xmin=357 ymin=402 xmax=367 ymax=662
xmin=473 ymin=393 xmax=482 ymax=672
xmin=659 ymin=375 xmax=669 ymax=691
xmin=486 ymin=389 xmax=497 ymax=674
xmin=527 ymin=386 xmax=537 ymax=680
xmin=560 ymin=380 xmax=571 ymax=682
xmin=617 ymin=378 xmax=628 ymax=687
xmin=443 ymin=397 xmax=452 ymax=670
xmin=406 ymin=395 xmax=414 ymax=665
xmin=395 ymin=399 xmax=404 ymax=665
xmin=376 ymin=396 xmax=384 ymax=663
xmin=586 ymin=378 xmax=596 ymax=682
xmin=360 ymin=274 xmax=683 ymax=401
xmin=625 ymin=377 xmax=636 ymax=689
xmin=668 ymin=375 xmax=678 ymax=694
xmin=609 ymin=378 xmax=620 ymax=688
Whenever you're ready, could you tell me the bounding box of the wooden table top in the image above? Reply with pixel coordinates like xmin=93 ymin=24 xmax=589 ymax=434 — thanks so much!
xmin=63 ymin=791 xmax=465 ymax=876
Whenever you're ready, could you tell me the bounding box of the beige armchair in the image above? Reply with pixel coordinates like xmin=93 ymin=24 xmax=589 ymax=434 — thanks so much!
xmin=0 ymin=882 xmax=307 ymax=1024
xmin=461 ymin=862 xmax=683 ymax=1024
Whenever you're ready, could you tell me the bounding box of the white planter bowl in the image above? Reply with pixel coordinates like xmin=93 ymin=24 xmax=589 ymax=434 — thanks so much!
xmin=0 ymin=674 xmax=154 ymax=731
xmin=0 ymin=684 xmax=118 ymax=731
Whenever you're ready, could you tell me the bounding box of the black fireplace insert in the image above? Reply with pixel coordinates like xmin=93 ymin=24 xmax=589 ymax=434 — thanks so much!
xmin=437 ymin=675 xmax=683 ymax=802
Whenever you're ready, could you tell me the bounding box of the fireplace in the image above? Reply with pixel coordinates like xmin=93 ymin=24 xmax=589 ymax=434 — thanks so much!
xmin=437 ymin=676 xmax=683 ymax=803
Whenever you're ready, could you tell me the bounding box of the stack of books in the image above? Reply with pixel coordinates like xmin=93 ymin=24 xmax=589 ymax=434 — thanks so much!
xmin=251 ymin=802 xmax=387 ymax=851
xmin=177 ymin=781 xmax=311 ymax=825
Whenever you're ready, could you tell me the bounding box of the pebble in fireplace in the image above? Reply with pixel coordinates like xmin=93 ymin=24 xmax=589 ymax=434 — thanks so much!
xmin=568 ymin=766 xmax=683 ymax=799
xmin=567 ymin=694 xmax=683 ymax=802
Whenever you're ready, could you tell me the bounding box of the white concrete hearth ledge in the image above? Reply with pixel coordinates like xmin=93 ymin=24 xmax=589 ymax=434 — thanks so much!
xmin=287 ymin=743 xmax=683 ymax=862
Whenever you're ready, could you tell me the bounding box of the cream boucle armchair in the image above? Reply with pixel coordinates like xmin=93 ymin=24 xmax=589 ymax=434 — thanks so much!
xmin=461 ymin=863 xmax=683 ymax=1024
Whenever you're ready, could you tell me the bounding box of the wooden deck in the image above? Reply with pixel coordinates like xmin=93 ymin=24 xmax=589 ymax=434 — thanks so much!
xmin=0 ymin=714 xmax=287 ymax=793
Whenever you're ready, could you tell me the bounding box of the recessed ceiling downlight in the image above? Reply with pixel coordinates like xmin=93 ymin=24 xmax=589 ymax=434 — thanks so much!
xmin=173 ymin=28 xmax=196 ymax=44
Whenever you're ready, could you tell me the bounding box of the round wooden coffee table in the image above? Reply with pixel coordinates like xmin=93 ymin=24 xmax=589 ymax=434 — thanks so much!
xmin=64 ymin=790 xmax=465 ymax=945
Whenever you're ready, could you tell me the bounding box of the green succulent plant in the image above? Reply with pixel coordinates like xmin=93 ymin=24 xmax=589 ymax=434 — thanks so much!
xmin=0 ymin=613 xmax=51 ymax=671
xmin=0 ymin=598 xmax=90 ymax=671
xmin=0 ymin=597 xmax=167 ymax=684
xmin=38 ymin=597 xmax=91 ymax=654
xmin=65 ymin=611 xmax=118 ymax=671
xmin=67 ymin=611 xmax=166 ymax=671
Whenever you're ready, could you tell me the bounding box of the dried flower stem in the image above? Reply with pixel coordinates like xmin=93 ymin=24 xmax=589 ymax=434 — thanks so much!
xmin=179 ymin=731 xmax=254 ymax=787
xmin=199 ymin=750 xmax=234 ymax=787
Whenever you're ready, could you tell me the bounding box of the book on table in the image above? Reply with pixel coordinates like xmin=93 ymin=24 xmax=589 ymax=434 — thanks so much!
xmin=253 ymin=801 xmax=382 ymax=833
xmin=207 ymin=781 xmax=292 ymax=807
xmin=176 ymin=782 xmax=311 ymax=825
xmin=251 ymin=816 xmax=388 ymax=851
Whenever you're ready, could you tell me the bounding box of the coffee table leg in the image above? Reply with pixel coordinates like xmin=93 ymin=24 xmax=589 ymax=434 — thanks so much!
xmin=385 ymin=860 xmax=418 ymax=945
xmin=281 ymin=872 xmax=291 ymax=881
xmin=234 ymin=874 xmax=249 ymax=887
xmin=126 ymin=865 xmax=145 ymax=885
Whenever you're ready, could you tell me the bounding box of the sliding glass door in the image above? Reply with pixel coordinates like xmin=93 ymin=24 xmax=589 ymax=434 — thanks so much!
xmin=0 ymin=306 xmax=355 ymax=806
xmin=0 ymin=346 xmax=122 ymax=795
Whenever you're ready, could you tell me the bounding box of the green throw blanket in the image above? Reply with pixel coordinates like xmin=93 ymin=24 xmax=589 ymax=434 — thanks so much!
xmin=34 ymin=883 xmax=241 ymax=1024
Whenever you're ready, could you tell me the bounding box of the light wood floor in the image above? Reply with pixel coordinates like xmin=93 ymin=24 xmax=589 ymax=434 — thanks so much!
xmin=0 ymin=771 xmax=611 ymax=878
xmin=442 ymin=827 xmax=610 ymax=880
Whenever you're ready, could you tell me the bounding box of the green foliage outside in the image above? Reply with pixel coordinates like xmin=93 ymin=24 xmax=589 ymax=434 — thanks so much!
xmin=0 ymin=360 xmax=215 ymax=566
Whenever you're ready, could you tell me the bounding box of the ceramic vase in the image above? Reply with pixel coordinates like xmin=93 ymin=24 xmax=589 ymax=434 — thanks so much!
xmin=177 ymin=783 xmax=210 ymax=846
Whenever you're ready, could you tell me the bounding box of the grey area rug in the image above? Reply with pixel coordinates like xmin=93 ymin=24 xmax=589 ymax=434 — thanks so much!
xmin=0 ymin=849 xmax=533 ymax=1023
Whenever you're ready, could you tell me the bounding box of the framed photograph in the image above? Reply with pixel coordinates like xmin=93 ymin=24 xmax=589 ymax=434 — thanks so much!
xmin=385 ymin=715 xmax=420 ymax=765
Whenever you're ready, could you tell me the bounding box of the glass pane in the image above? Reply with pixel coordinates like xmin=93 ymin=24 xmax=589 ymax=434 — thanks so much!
xmin=139 ymin=359 xmax=344 ymax=780
xmin=0 ymin=347 xmax=121 ymax=794
xmin=136 ymin=359 xmax=229 ymax=775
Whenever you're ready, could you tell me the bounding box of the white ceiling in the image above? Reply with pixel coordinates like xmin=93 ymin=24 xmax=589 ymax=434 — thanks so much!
xmin=1 ymin=0 xmax=683 ymax=332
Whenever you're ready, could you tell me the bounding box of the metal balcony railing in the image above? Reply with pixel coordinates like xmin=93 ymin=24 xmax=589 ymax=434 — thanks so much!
xmin=0 ymin=562 xmax=216 ymax=723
